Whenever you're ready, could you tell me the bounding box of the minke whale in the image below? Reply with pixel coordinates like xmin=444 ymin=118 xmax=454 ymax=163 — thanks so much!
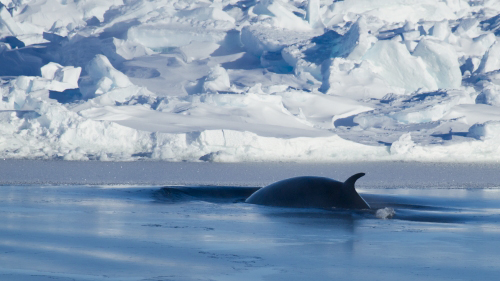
xmin=245 ymin=173 xmax=370 ymax=210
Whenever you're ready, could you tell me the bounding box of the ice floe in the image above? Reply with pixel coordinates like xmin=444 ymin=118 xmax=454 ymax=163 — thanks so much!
xmin=1 ymin=0 xmax=500 ymax=162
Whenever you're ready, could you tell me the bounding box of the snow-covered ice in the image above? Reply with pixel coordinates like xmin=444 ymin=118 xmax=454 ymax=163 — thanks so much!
xmin=1 ymin=0 xmax=500 ymax=162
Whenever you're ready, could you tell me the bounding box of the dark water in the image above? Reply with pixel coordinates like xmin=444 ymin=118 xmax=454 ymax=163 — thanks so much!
xmin=2 ymin=184 xmax=500 ymax=281
xmin=154 ymin=185 xmax=500 ymax=225
xmin=154 ymin=186 xmax=260 ymax=203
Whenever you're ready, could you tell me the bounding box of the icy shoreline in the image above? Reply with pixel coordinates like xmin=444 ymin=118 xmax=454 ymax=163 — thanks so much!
xmin=1 ymin=0 xmax=500 ymax=162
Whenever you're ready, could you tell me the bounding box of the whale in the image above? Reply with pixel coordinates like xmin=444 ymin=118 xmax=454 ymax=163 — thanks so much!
xmin=245 ymin=173 xmax=370 ymax=210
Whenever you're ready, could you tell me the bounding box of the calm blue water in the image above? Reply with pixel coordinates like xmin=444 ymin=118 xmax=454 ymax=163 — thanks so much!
xmin=1 ymin=160 xmax=500 ymax=280
xmin=2 ymin=184 xmax=497 ymax=281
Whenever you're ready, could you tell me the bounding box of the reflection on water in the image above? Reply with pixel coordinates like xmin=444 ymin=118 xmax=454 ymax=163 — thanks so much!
xmin=156 ymin=186 xmax=500 ymax=225
xmin=154 ymin=186 xmax=260 ymax=203
xmin=2 ymin=185 xmax=500 ymax=280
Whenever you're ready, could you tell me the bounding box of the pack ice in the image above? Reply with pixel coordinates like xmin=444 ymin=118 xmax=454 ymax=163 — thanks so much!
xmin=1 ymin=0 xmax=500 ymax=162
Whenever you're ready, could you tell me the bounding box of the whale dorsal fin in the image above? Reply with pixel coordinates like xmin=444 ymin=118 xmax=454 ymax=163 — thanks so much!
xmin=343 ymin=173 xmax=365 ymax=191
xmin=341 ymin=173 xmax=370 ymax=209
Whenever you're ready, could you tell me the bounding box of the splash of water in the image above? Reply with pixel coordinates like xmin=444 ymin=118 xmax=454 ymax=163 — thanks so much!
xmin=376 ymin=207 xmax=396 ymax=219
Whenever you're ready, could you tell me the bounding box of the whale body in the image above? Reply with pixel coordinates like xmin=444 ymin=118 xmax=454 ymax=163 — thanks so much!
xmin=245 ymin=173 xmax=370 ymax=209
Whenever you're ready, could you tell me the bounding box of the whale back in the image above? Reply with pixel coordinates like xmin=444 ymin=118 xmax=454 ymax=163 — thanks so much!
xmin=245 ymin=176 xmax=343 ymax=208
xmin=245 ymin=173 xmax=370 ymax=209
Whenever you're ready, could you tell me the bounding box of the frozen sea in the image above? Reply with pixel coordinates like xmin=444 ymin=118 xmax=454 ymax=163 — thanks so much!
xmin=1 ymin=160 xmax=500 ymax=281
xmin=2 ymin=0 xmax=500 ymax=162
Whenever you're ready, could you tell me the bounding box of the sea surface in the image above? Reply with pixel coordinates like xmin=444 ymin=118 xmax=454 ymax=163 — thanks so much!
xmin=1 ymin=161 xmax=500 ymax=280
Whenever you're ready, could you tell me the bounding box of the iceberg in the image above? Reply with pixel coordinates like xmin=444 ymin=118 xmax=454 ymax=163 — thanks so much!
xmin=0 ymin=0 xmax=500 ymax=162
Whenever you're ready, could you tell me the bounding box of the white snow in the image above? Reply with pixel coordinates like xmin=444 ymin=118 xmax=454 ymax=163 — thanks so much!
xmin=202 ymin=64 xmax=231 ymax=93
xmin=40 ymin=62 xmax=81 ymax=89
xmin=306 ymin=0 xmax=324 ymax=29
xmin=327 ymin=0 xmax=466 ymax=23
xmin=1 ymin=0 xmax=500 ymax=162
xmin=413 ymin=39 xmax=462 ymax=89
xmin=468 ymin=120 xmax=500 ymax=140
xmin=478 ymin=40 xmax=500 ymax=73
xmin=363 ymin=40 xmax=438 ymax=92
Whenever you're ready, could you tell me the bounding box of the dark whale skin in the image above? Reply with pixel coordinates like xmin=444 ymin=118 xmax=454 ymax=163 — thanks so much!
xmin=245 ymin=173 xmax=370 ymax=210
